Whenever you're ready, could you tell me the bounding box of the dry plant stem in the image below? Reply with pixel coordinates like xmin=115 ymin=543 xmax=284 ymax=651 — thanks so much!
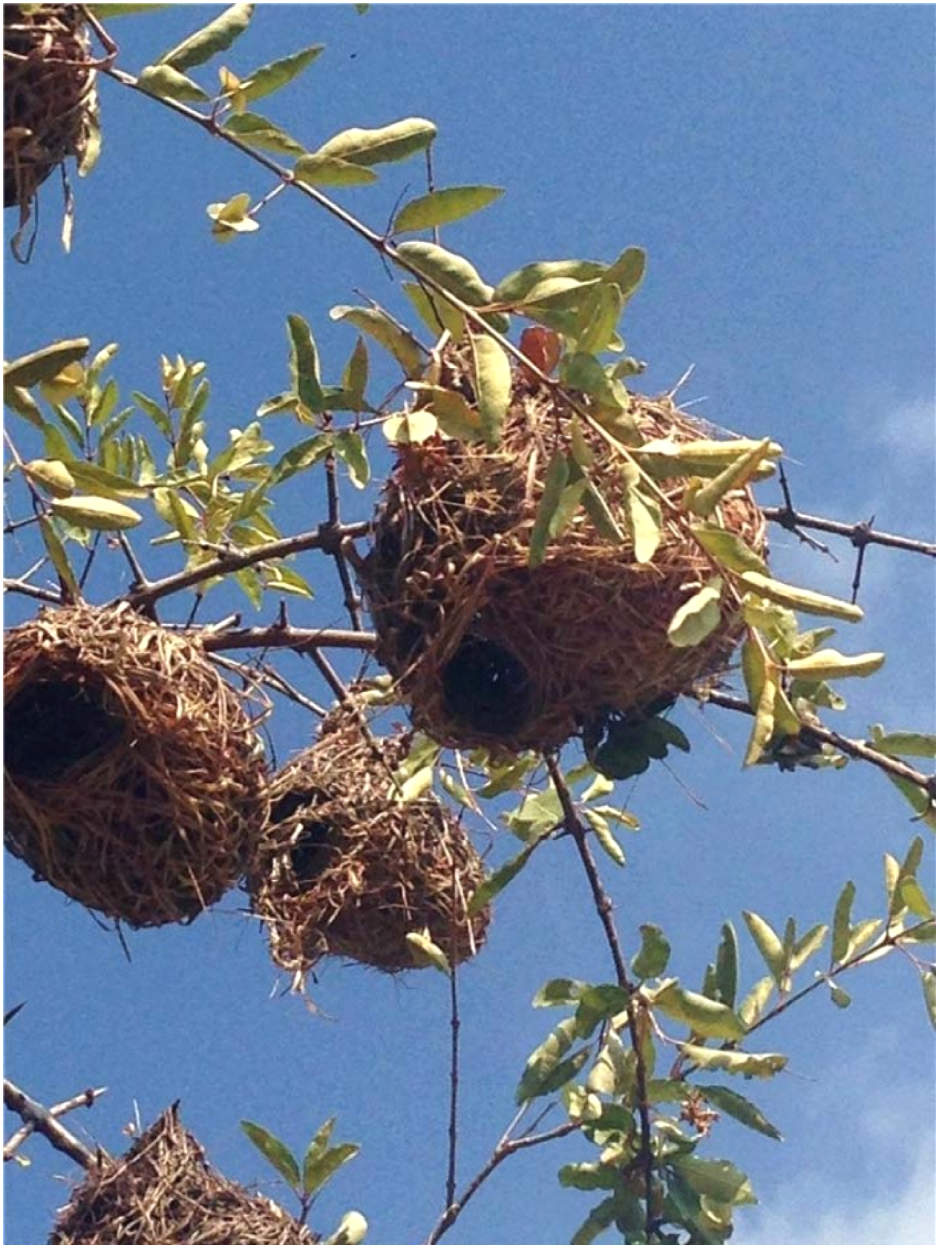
xmin=701 ymin=690 xmax=935 ymax=796
xmin=762 ymin=505 xmax=936 ymax=559
xmin=427 ymin=1118 xmax=580 ymax=1245
xmin=119 ymin=520 xmax=370 ymax=608
xmin=3 ymin=1080 xmax=105 ymax=1170
xmin=197 ymin=624 xmax=375 ymax=653
xmin=4 ymin=1085 xmax=107 ymax=1162
xmin=545 ymin=754 xmax=657 ymax=1242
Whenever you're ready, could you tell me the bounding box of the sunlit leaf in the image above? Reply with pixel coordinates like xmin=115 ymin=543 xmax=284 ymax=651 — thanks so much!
xmin=830 ymin=881 xmax=855 ymax=966
xmin=470 ymin=333 xmax=511 ymax=447
xmin=713 ymin=922 xmax=738 ymax=1008
xmin=529 ymin=450 xmax=570 ymax=567
xmin=786 ymin=649 xmax=885 ymax=680
xmin=303 ymin=1143 xmax=360 ymax=1197
xmin=158 ymin=3 xmax=254 ymax=71
xmin=241 ymin=44 xmax=324 ymax=102
xmin=138 ymin=63 xmax=210 ymax=102
xmin=740 ymin=571 xmax=864 ymax=622
xmin=396 ymin=241 xmax=507 ymax=329
xmin=679 ymin=1043 xmax=787 ymax=1079
xmin=532 ymin=979 xmax=589 ymax=1008
xmin=693 ymin=523 xmax=769 ymax=575
xmin=223 ymin=112 xmax=305 ymax=156
xmin=923 ymin=970 xmax=936 ymax=1029
xmin=493 ymin=259 xmax=605 ymax=305
xmin=742 ymin=911 xmax=786 ymax=986
xmin=394 ymin=185 xmax=504 ymax=232
xmin=315 ymin=117 xmax=437 ymax=166
xmin=4 ymin=339 xmax=90 ymax=388
xmin=667 ymin=579 xmax=723 ymax=648
xmin=330 ymin=305 xmax=424 ymax=377
xmin=50 ymin=495 xmax=142 ymax=531
xmin=653 ymin=983 xmax=745 ymax=1041
xmin=23 ymin=459 xmax=75 ymax=498
xmin=241 ymin=1120 xmax=300 ymax=1189
xmin=38 ymin=517 xmax=79 ymax=597
xmin=294 ymin=155 xmax=379 ymax=186
xmin=631 ymin=924 xmax=671 ymax=979
xmin=516 ymin=1018 xmax=589 ymax=1103
xmin=698 ymin=1084 xmax=782 ymax=1141
xmin=406 ymin=930 xmax=449 ymax=973
xmin=324 ymin=1212 xmax=368 ymax=1245
xmin=334 ymin=431 xmax=370 ymax=489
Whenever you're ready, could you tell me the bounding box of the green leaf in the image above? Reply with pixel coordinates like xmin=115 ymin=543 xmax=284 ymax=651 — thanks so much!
xmin=637 ymin=437 xmax=783 ymax=480
xmin=786 ymin=649 xmax=885 ymax=680
xmin=631 ymin=923 xmax=671 ymax=979
xmin=38 ymin=517 xmax=79 ymax=598
xmin=738 ymin=975 xmax=775 ymax=1029
xmin=830 ymin=881 xmax=856 ymax=966
xmin=330 ymin=306 xmax=424 ymax=378
xmin=469 ymin=333 xmax=512 ymax=447
xmin=558 ymin=1162 xmax=621 ymax=1192
xmin=740 ymin=571 xmax=864 ymax=622
xmin=396 ymin=241 xmax=507 ymax=328
xmin=900 ymin=876 xmax=933 ymax=919
xmin=241 ymin=44 xmax=324 ymax=102
xmin=287 ymin=314 xmax=326 ymax=415
xmin=868 ymin=730 xmax=936 ymax=759
xmin=408 ymin=385 xmax=483 ymax=440
xmin=571 ymin=1197 xmax=620 ymax=1245
xmin=605 ymin=246 xmax=646 ymax=299
xmin=679 ymin=1043 xmax=787 ymax=1079
xmin=493 ymin=259 xmax=605 ymax=305
xmin=324 ymin=1212 xmax=368 ymax=1246
xmin=88 ymin=3 xmax=175 ymax=14
xmin=742 ymin=911 xmax=786 ymax=986
xmin=516 ymin=1017 xmax=588 ymax=1103
xmin=586 ymin=1031 xmax=635 ymax=1097
xmin=667 ymin=579 xmax=723 ymax=648
xmin=574 ymin=984 xmax=630 ymax=1037
xmin=342 ymin=337 xmax=369 ymax=405
xmin=394 ymin=185 xmax=504 ymax=233
xmin=790 ymin=923 xmax=829 ymax=972
xmin=402 ymin=283 xmax=466 ymax=341
xmin=406 ymin=930 xmax=450 ymax=973
xmin=316 ymin=117 xmax=437 ymax=166
xmin=529 ymin=450 xmax=570 ymax=567
xmin=923 ymin=970 xmax=936 ymax=1029
xmin=23 ymin=459 xmax=76 ymax=498
xmin=241 ymin=1121 xmax=300 ymax=1190
xmin=294 ymin=155 xmax=378 ymax=186
xmin=4 ymin=339 xmax=90 ymax=388
xmin=223 ymin=112 xmax=305 ymax=156
xmin=698 ymin=1084 xmax=782 ymax=1141
xmin=688 ymin=439 xmax=775 ymax=517
xmin=303 ymin=1143 xmax=360 ymax=1198
xmin=693 ymin=523 xmax=769 ymax=575
xmin=743 ymin=669 xmax=778 ymax=767
xmin=468 ymin=837 xmax=542 ymax=914
xmin=67 ymin=461 xmax=148 ymax=499
xmin=334 ymin=431 xmax=370 ymax=489
xmin=50 ymin=495 xmax=142 ymax=531
xmin=561 ymin=353 xmax=629 ymax=411
xmin=138 ymin=63 xmax=210 ymax=102
xmin=671 ymin=1156 xmax=756 ymax=1207
xmin=621 ymin=462 xmax=662 ymax=562
xmin=272 ymin=434 xmax=332 ymax=483
xmin=654 ymin=984 xmax=745 ymax=1041
xmin=158 ymin=3 xmax=254 ymax=71
xmin=583 ymin=808 xmax=626 ymax=866
xmin=532 ymin=979 xmax=589 ymax=1008
xmin=382 ymin=410 xmax=438 ymax=445
xmin=713 ymin=922 xmax=738 ymax=1008
xmin=503 ymin=787 xmax=564 ymax=841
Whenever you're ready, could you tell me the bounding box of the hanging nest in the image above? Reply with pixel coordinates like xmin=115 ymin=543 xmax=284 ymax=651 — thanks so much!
xmin=4 ymin=603 xmax=269 ymax=928
xmin=49 ymin=1103 xmax=318 ymax=1245
xmin=4 ymin=4 xmax=100 ymax=244
xmin=250 ymin=705 xmax=490 ymax=979
xmin=360 ymin=361 xmax=767 ymax=754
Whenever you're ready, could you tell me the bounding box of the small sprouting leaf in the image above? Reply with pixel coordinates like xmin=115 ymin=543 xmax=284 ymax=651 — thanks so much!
xmin=294 ymin=154 xmax=379 ymax=186
xmin=4 ymin=339 xmax=90 ymax=388
xmin=742 ymin=911 xmax=786 ymax=986
xmin=631 ymin=924 xmax=671 ymax=979
xmin=158 ymin=3 xmax=254 ymax=71
xmin=831 ymin=881 xmax=856 ymax=966
xmin=315 ymin=117 xmax=437 ymax=166
xmin=334 ymin=431 xmax=370 ymax=489
xmin=405 ymin=930 xmax=450 ymax=973
xmin=583 ymin=808 xmax=626 ymax=866
xmin=693 ymin=523 xmax=769 ymax=575
xmin=698 ymin=1084 xmax=782 ymax=1141
xmin=830 ymin=984 xmax=852 ymax=1009
xmin=469 ymin=333 xmax=511 ymax=447
xmin=529 ymin=451 xmax=570 ymax=567
xmin=50 ymin=495 xmax=142 ymax=531
xmin=330 ymin=305 xmax=424 ymax=378
xmin=137 ymin=64 xmax=210 ymax=102
xmin=679 ymin=1043 xmax=788 ymax=1079
xmin=38 ymin=517 xmax=79 ymax=597
xmin=653 ymin=983 xmax=745 ymax=1041
xmin=241 ymin=1121 xmax=300 ymax=1189
xmin=324 ymin=1211 xmax=368 ymax=1245
xmin=516 ymin=1018 xmax=590 ymax=1104
xmin=394 ymin=185 xmax=504 ymax=233
xmin=207 ymin=192 xmax=260 ymax=239
xmin=241 ymin=44 xmax=324 ymax=102
xmin=303 ymin=1143 xmax=361 ymax=1198
xmin=923 ymin=970 xmax=936 ymax=1029
xmin=740 ymin=571 xmax=864 ymax=622
xmin=667 ymin=579 xmax=723 ymax=648
xmin=786 ymin=649 xmax=886 ymax=680
xmin=713 ymin=922 xmax=738 ymax=1008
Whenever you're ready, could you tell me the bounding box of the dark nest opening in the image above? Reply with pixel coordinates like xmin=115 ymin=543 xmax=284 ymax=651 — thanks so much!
xmin=250 ymin=706 xmax=490 ymax=981
xmin=4 ymin=5 xmax=99 ymax=226
xmin=360 ymin=368 xmax=767 ymax=753
xmin=4 ymin=603 xmax=270 ymax=928
xmin=49 ymin=1103 xmax=318 ymax=1245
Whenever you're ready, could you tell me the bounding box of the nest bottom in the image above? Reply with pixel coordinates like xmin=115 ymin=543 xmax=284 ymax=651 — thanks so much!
xmin=49 ymin=1104 xmax=317 ymax=1246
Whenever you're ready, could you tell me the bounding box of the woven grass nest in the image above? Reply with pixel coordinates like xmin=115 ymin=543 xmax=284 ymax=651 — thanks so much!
xmin=4 ymin=5 xmax=99 ymax=217
xmin=360 ymin=362 xmax=767 ymax=754
xmin=4 ymin=602 xmax=269 ymax=928
xmin=49 ymin=1103 xmax=317 ymax=1245
xmin=250 ymin=705 xmax=490 ymax=980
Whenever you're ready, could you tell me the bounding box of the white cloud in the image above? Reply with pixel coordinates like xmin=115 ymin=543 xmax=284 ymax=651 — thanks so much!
xmin=739 ymin=1133 xmax=936 ymax=1245
xmin=873 ymin=396 xmax=936 ymax=460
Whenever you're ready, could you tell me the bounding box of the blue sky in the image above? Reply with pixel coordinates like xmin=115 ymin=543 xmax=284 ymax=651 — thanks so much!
xmin=3 ymin=4 xmax=935 ymax=1246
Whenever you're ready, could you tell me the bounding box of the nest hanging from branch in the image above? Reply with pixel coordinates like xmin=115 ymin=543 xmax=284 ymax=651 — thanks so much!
xmin=250 ymin=705 xmax=490 ymax=979
xmin=49 ymin=1103 xmax=317 ymax=1245
xmin=3 ymin=4 xmax=100 ymax=234
xmin=360 ymin=366 xmax=767 ymax=754
xmin=4 ymin=603 xmax=269 ymax=928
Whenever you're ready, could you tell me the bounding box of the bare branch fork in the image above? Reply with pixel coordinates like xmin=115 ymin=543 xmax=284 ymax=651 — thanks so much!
xmin=4 ymin=1079 xmax=108 ymax=1170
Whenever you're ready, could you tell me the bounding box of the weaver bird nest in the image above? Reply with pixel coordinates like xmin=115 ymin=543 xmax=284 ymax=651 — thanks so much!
xmin=49 ymin=1103 xmax=317 ymax=1245
xmin=4 ymin=603 xmax=269 ymax=928
xmin=250 ymin=705 xmax=490 ymax=980
xmin=361 ymin=365 xmax=767 ymax=753
xmin=3 ymin=5 xmax=99 ymax=222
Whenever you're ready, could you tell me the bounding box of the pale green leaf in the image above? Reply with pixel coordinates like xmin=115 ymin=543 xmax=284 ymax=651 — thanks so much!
xmin=138 ymin=64 xmax=210 ymax=102
xmin=330 ymin=305 xmax=424 ymax=377
xmin=50 ymin=495 xmax=142 ymax=531
xmin=667 ymin=579 xmax=723 ymax=648
xmin=470 ymin=333 xmax=511 ymax=447
xmin=241 ymin=1121 xmax=300 ymax=1189
xmin=394 ymin=185 xmax=504 ymax=232
xmin=740 ymin=571 xmax=864 ymax=622
xmin=406 ymin=931 xmax=449 ymax=973
xmin=315 ymin=117 xmax=437 ymax=166
xmin=4 ymin=339 xmax=89 ymax=388
xmin=631 ymin=923 xmax=671 ymax=979
xmin=241 ymin=44 xmax=324 ymax=102
xmin=699 ymin=1084 xmax=782 ymax=1141
xmin=529 ymin=451 xmax=570 ymax=567
xmin=158 ymin=3 xmax=254 ymax=71
xmin=679 ymin=1043 xmax=787 ymax=1079
xmin=294 ymin=155 xmax=378 ymax=186
xmin=653 ymin=984 xmax=745 ymax=1041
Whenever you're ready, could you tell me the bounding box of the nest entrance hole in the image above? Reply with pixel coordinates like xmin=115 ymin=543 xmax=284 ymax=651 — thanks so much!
xmin=269 ymin=786 xmax=334 ymax=886
xmin=441 ymin=635 xmax=532 ymax=735
xmin=5 ymin=677 xmax=124 ymax=781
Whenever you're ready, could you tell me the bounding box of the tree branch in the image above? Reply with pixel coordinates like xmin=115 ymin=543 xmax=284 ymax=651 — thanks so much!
xmin=4 ymin=1079 xmax=106 ymax=1169
xmin=197 ymin=625 xmax=376 ymax=653
xmin=762 ymin=505 xmax=936 ymax=559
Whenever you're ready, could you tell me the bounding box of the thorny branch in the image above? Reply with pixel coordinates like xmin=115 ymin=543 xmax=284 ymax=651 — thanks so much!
xmin=196 ymin=624 xmax=376 ymax=654
xmin=4 ymin=1080 xmax=107 ymax=1170
xmin=545 ymin=754 xmax=657 ymax=1243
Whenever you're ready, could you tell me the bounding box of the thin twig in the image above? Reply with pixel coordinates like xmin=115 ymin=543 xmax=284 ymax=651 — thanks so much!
xmin=196 ymin=625 xmax=376 ymax=653
xmin=445 ymin=955 xmax=460 ymax=1211
xmin=2 ymin=576 xmax=62 ymax=604
xmin=323 ymin=426 xmax=365 ymax=632
xmin=762 ymin=504 xmax=936 ymax=559
xmin=3 ymin=1080 xmax=106 ymax=1169
xmin=4 ymin=1085 xmax=107 ymax=1162
xmin=699 ymin=689 xmax=935 ymax=797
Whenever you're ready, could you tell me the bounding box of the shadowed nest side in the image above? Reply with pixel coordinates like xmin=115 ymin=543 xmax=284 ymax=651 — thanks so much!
xmin=360 ymin=374 xmax=767 ymax=753
xmin=4 ymin=603 xmax=269 ymax=928
xmin=3 ymin=5 xmax=99 ymax=226
xmin=49 ymin=1103 xmax=318 ymax=1245
xmin=250 ymin=707 xmax=490 ymax=979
